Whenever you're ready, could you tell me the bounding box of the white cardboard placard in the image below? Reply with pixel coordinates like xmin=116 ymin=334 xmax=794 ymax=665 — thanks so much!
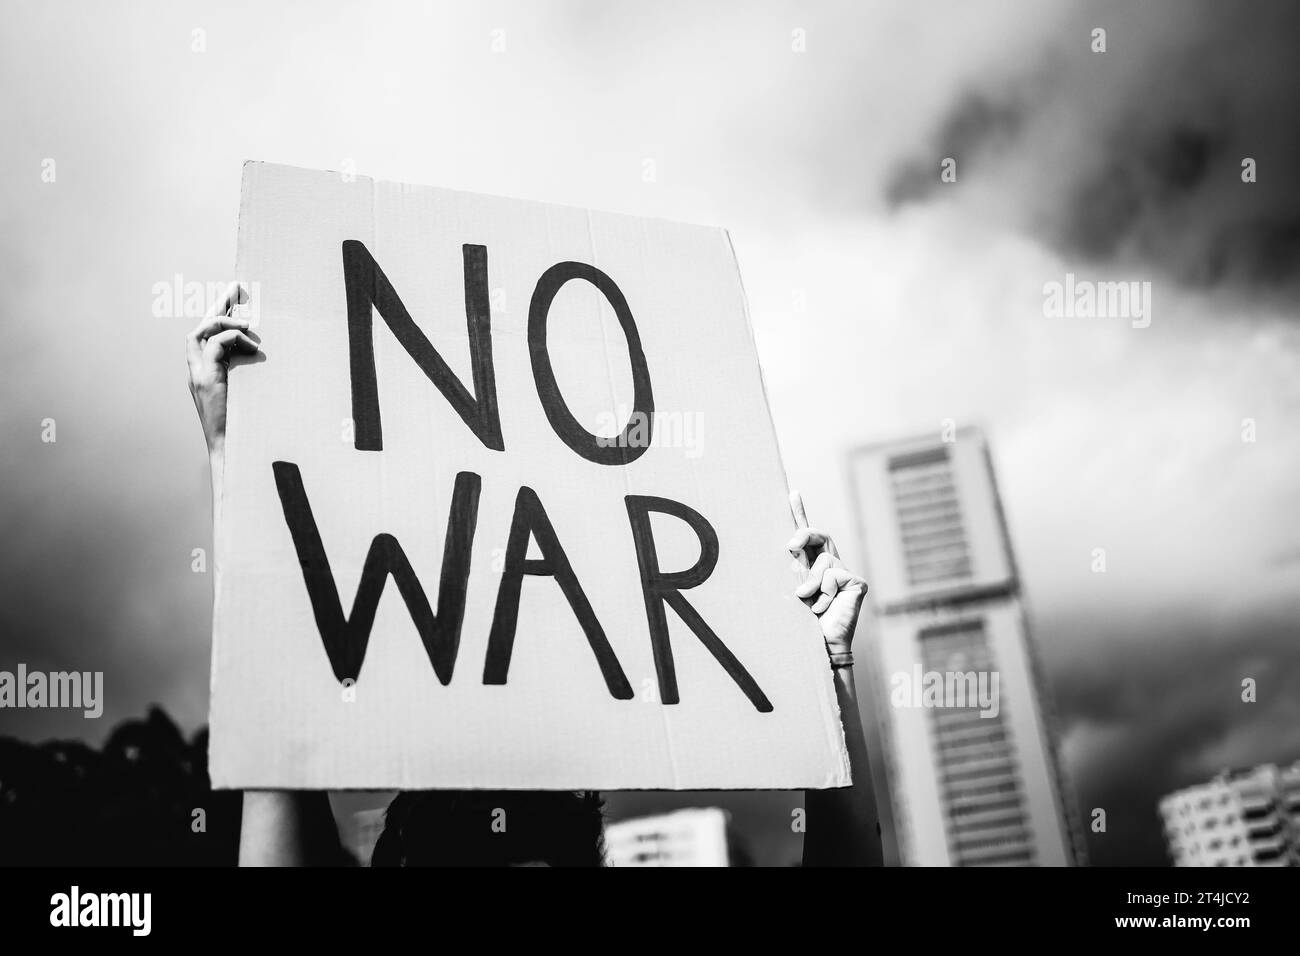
xmin=210 ymin=162 xmax=849 ymax=790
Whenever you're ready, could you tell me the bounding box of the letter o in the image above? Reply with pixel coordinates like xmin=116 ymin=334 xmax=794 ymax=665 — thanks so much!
xmin=528 ymin=262 xmax=654 ymax=464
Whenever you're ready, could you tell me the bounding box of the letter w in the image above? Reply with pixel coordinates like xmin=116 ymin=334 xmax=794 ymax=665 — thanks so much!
xmin=342 ymin=239 xmax=504 ymax=452
xmin=272 ymin=461 xmax=481 ymax=685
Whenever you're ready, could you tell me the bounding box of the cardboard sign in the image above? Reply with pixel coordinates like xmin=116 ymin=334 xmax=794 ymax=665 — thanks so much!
xmin=210 ymin=162 xmax=850 ymax=790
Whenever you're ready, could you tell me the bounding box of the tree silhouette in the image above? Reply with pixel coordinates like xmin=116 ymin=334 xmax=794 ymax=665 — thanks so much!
xmin=0 ymin=706 xmax=241 ymax=866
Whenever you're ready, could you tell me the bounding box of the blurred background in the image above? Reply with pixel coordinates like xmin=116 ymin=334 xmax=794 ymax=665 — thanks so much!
xmin=1 ymin=0 xmax=1298 ymax=866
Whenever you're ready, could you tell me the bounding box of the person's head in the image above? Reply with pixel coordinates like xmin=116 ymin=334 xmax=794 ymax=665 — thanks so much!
xmin=370 ymin=789 xmax=606 ymax=867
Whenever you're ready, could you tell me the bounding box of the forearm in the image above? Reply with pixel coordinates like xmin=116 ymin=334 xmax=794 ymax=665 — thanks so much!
xmin=208 ymin=443 xmax=224 ymax=518
xmin=803 ymin=666 xmax=883 ymax=866
xmin=217 ymin=466 xmax=346 ymax=865
xmin=239 ymin=791 xmax=346 ymax=866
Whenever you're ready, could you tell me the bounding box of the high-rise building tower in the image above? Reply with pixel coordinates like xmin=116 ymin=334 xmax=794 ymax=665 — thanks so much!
xmin=1160 ymin=761 xmax=1300 ymax=866
xmin=846 ymin=426 xmax=1083 ymax=866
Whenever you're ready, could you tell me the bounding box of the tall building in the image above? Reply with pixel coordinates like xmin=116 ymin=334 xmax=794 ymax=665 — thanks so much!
xmin=846 ymin=426 xmax=1083 ymax=866
xmin=604 ymin=808 xmax=731 ymax=867
xmin=1159 ymin=761 xmax=1300 ymax=866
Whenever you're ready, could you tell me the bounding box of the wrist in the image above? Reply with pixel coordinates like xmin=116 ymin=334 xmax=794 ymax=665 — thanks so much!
xmin=826 ymin=638 xmax=853 ymax=668
xmin=206 ymin=428 xmax=225 ymax=456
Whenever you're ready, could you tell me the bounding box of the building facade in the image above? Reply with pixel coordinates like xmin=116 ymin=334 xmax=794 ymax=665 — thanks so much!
xmin=846 ymin=427 xmax=1083 ymax=866
xmin=1160 ymin=761 xmax=1300 ymax=866
xmin=604 ymin=807 xmax=731 ymax=866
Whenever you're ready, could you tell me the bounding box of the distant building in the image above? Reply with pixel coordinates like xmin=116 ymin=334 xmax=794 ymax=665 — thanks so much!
xmin=846 ymin=426 xmax=1083 ymax=866
xmin=1160 ymin=761 xmax=1300 ymax=866
xmin=604 ymin=807 xmax=731 ymax=866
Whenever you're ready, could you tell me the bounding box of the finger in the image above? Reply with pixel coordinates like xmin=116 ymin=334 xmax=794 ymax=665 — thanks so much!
xmin=187 ymin=283 xmax=249 ymax=351
xmin=810 ymin=594 xmax=832 ymax=615
xmin=795 ymin=551 xmax=833 ymax=599
xmin=787 ymin=492 xmax=814 ymax=570
xmin=787 ymin=525 xmax=831 ymax=554
xmin=203 ymin=329 xmax=260 ymax=363
xmin=188 ymin=314 xmax=251 ymax=356
xmin=789 ymin=490 xmax=810 ymax=529
xmin=786 ymin=493 xmax=840 ymax=555
xmin=208 ymin=281 xmax=248 ymax=319
xmin=812 ymin=567 xmax=861 ymax=615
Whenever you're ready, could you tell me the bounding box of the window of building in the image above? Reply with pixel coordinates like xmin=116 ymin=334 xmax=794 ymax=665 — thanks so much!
xmin=888 ymin=448 xmax=973 ymax=587
xmin=919 ymin=620 xmax=1032 ymax=866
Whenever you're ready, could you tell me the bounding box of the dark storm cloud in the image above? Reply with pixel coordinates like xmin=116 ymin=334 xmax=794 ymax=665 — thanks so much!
xmin=883 ymin=0 xmax=1300 ymax=294
xmin=884 ymin=89 xmax=1029 ymax=208
xmin=0 ymin=444 xmax=213 ymax=744
xmin=1046 ymin=603 xmax=1300 ymax=865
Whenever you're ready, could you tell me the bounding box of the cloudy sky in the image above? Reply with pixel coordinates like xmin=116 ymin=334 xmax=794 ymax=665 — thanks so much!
xmin=2 ymin=0 xmax=1297 ymax=865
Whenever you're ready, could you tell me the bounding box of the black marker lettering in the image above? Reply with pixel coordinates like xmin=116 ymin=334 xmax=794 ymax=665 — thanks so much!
xmin=484 ymin=486 xmax=633 ymax=699
xmin=273 ymin=461 xmax=481 ymax=685
xmin=624 ymin=494 xmax=772 ymax=712
xmin=528 ymin=262 xmax=654 ymax=465
xmin=342 ymin=240 xmax=503 ymax=452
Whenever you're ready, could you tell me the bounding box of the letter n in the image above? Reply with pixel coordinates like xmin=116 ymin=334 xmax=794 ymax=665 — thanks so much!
xmin=342 ymin=240 xmax=504 ymax=452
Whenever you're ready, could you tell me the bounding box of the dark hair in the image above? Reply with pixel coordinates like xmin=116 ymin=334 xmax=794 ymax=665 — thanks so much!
xmin=371 ymin=790 xmax=606 ymax=867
